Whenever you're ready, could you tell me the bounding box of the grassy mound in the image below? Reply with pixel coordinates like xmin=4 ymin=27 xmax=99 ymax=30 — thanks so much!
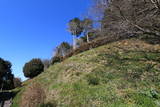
xmin=12 ymin=39 xmax=160 ymax=107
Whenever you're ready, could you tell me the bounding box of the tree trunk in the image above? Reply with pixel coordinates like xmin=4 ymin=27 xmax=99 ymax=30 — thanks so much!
xmin=73 ymin=36 xmax=77 ymax=50
xmin=87 ymin=33 xmax=89 ymax=43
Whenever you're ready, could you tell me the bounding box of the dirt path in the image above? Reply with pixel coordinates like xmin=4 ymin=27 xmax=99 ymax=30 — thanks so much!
xmin=3 ymin=99 xmax=12 ymax=107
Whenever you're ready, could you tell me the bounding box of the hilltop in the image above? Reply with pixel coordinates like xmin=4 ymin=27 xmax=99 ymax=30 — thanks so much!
xmin=12 ymin=38 xmax=160 ymax=107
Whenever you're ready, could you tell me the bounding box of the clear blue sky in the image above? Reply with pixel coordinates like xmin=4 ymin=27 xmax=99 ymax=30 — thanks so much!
xmin=0 ymin=0 xmax=90 ymax=80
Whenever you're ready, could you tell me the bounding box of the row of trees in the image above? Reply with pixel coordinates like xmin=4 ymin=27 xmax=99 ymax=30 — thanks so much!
xmin=51 ymin=0 xmax=160 ymax=65
xmin=49 ymin=18 xmax=94 ymax=65
xmin=50 ymin=18 xmax=97 ymax=64
xmin=22 ymin=0 xmax=160 ymax=80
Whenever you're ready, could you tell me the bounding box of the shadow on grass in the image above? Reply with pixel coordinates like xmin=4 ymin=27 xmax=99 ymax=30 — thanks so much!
xmin=11 ymin=89 xmax=21 ymax=99
xmin=139 ymin=35 xmax=160 ymax=45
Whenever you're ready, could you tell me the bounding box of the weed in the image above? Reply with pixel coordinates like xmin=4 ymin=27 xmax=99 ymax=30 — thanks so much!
xmin=87 ymin=74 xmax=100 ymax=85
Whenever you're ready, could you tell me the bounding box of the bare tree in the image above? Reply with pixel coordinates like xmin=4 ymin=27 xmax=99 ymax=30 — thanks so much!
xmin=150 ymin=0 xmax=160 ymax=9
xmin=93 ymin=0 xmax=160 ymax=39
xmin=42 ymin=59 xmax=50 ymax=70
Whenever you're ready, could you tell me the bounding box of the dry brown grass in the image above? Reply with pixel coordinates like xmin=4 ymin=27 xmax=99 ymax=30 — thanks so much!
xmin=21 ymin=83 xmax=46 ymax=107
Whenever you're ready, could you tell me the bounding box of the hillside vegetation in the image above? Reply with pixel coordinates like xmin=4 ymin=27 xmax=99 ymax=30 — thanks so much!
xmin=12 ymin=39 xmax=160 ymax=107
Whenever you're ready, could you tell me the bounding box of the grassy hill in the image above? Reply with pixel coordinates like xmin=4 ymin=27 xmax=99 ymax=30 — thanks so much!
xmin=12 ymin=38 xmax=160 ymax=107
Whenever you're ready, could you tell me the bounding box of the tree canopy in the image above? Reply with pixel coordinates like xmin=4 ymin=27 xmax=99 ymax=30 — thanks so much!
xmin=68 ymin=18 xmax=83 ymax=37
xmin=0 ymin=58 xmax=14 ymax=90
xmin=23 ymin=58 xmax=44 ymax=78
xmin=55 ymin=42 xmax=72 ymax=57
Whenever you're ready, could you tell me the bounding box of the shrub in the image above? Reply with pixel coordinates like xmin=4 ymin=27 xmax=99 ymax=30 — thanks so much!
xmin=51 ymin=56 xmax=63 ymax=65
xmin=75 ymin=72 xmax=81 ymax=76
xmin=23 ymin=58 xmax=44 ymax=78
xmin=21 ymin=83 xmax=46 ymax=107
xmin=13 ymin=78 xmax=22 ymax=88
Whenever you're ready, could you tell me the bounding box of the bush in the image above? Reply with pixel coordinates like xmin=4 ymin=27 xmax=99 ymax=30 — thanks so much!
xmin=23 ymin=58 xmax=44 ymax=78
xmin=51 ymin=56 xmax=63 ymax=65
xmin=21 ymin=83 xmax=46 ymax=107
xmin=13 ymin=78 xmax=22 ymax=88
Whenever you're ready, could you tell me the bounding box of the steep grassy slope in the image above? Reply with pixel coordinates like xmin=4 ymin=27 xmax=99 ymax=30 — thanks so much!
xmin=12 ymin=39 xmax=160 ymax=107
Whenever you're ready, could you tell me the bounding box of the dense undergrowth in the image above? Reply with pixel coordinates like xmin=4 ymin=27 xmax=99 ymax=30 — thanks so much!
xmin=12 ymin=38 xmax=160 ymax=107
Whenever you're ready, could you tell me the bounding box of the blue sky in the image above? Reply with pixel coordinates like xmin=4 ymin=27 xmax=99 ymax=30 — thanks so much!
xmin=0 ymin=0 xmax=90 ymax=80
